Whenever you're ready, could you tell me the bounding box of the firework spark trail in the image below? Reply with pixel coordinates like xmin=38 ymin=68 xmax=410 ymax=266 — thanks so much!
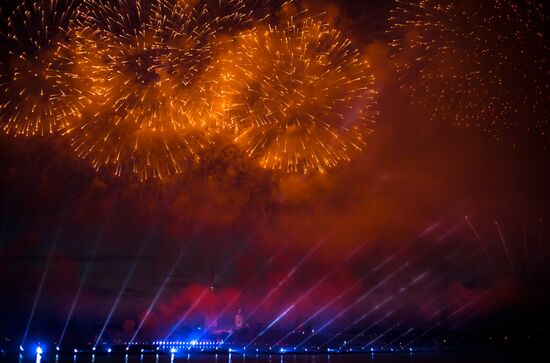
xmin=495 ymin=221 xmax=518 ymax=278
xmin=389 ymin=0 xmax=549 ymax=146
xmin=220 ymin=16 xmax=378 ymax=174
xmin=246 ymin=243 xmax=365 ymax=348
xmin=0 ymin=0 xmax=91 ymax=136
xmin=1 ymin=0 xmax=377 ymax=179
xmin=21 ymin=204 xmax=69 ymax=347
xmin=65 ymin=0 xmax=254 ymax=180
xmin=272 ymin=255 xmax=395 ymax=348
xmin=221 ymin=237 xmax=328 ymax=344
xmin=464 ymin=216 xmax=494 ymax=267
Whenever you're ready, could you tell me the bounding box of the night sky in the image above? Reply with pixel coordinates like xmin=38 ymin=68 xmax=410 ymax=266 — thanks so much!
xmin=0 ymin=0 xmax=549 ymax=352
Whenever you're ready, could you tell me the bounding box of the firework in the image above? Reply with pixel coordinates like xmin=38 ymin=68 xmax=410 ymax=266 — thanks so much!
xmin=218 ymin=17 xmax=378 ymax=174
xmin=194 ymin=0 xmax=247 ymax=30
xmin=65 ymin=0 xmax=249 ymax=180
xmin=389 ymin=0 xmax=549 ymax=146
xmin=0 ymin=0 xmax=91 ymax=136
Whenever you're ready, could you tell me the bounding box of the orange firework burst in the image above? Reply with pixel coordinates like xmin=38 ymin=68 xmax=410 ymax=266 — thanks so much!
xmin=217 ymin=17 xmax=378 ymax=174
xmin=64 ymin=0 xmax=250 ymax=180
xmin=0 ymin=0 xmax=92 ymax=136
xmin=389 ymin=0 xmax=549 ymax=146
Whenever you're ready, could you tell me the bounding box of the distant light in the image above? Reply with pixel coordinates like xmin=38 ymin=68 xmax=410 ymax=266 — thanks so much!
xmin=74 ymin=349 xmax=78 ymax=353
xmin=36 ymin=347 xmax=43 ymax=355
xmin=170 ymin=348 xmax=176 ymax=353
xmin=92 ymin=347 xmax=96 ymax=351
xmin=56 ymin=346 xmax=60 ymax=351
xmin=19 ymin=346 xmax=24 ymax=352
xmin=107 ymin=348 xmax=112 ymax=353
xmin=370 ymin=348 xmax=374 ymax=352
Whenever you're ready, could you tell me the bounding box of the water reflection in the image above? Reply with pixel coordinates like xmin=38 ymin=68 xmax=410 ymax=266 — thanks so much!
xmin=6 ymin=352 xmax=521 ymax=363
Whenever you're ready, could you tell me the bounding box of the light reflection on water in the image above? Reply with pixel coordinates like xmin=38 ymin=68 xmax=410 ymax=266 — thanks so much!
xmin=4 ymin=352 xmax=530 ymax=363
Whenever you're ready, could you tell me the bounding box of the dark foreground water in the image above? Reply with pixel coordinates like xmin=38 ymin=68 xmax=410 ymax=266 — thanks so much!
xmin=1 ymin=352 xmax=543 ymax=363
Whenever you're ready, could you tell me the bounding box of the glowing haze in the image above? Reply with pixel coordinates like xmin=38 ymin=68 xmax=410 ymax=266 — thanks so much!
xmin=0 ymin=0 xmax=549 ymax=352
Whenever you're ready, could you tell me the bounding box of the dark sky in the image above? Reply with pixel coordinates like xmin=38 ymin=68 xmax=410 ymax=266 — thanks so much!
xmin=0 ymin=0 xmax=549 ymax=350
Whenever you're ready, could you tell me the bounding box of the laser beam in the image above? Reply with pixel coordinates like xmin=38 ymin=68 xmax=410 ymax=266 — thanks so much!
xmin=57 ymin=229 xmax=104 ymax=347
xmin=323 ymin=261 xmax=449 ymax=349
xmin=93 ymin=235 xmax=151 ymax=349
xmin=92 ymin=189 xmax=174 ymax=348
xmin=295 ymin=260 xmax=409 ymax=349
xmin=363 ymin=320 xmax=403 ymax=349
xmin=332 ymin=247 xmax=470 ymax=348
xmin=272 ymin=255 xmax=395 ymax=347
xmin=127 ymin=246 xmax=187 ymax=346
xmin=21 ymin=207 xmax=68 ymax=347
xmin=221 ymin=237 xmax=328 ymax=344
xmin=163 ymin=240 xmax=252 ymax=341
xmin=197 ymin=240 xmax=292 ymax=341
xmin=58 ymin=198 xmax=119 ymax=348
xmin=251 ymin=244 xmax=365 ymax=349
